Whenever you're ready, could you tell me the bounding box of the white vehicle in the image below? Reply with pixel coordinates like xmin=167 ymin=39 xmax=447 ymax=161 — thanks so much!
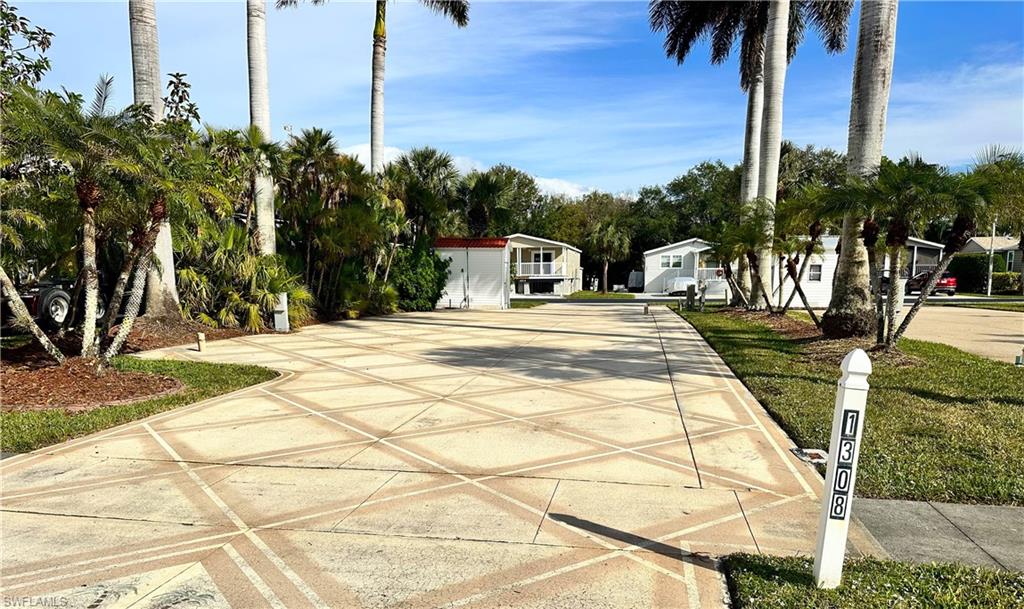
xmin=665 ymin=276 xmax=698 ymax=296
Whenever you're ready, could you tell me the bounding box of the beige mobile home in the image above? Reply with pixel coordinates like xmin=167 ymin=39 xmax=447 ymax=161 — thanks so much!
xmin=506 ymin=233 xmax=583 ymax=296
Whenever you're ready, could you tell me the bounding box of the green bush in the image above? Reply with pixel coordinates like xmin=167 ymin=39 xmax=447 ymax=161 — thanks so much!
xmin=176 ymin=220 xmax=314 ymax=330
xmin=948 ymin=254 xmax=1004 ymax=293
xmin=991 ymin=271 xmax=1022 ymax=294
xmin=390 ymin=246 xmax=450 ymax=311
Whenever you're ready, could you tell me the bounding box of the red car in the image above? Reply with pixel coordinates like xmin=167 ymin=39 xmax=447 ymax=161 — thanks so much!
xmin=906 ymin=271 xmax=956 ymax=296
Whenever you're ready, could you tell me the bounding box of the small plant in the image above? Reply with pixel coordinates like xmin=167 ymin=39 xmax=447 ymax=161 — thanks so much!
xmin=176 ymin=219 xmax=313 ymax=330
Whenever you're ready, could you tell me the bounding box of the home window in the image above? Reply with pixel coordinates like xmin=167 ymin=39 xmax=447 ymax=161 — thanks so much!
xmin=660 ymin=255 xmax=670 ymax=268
xmin=1008 ymin=251 xmax=1015 ymax=272
xmin=809 ymin=264 xmax=823 ymax=282
xmin=671 ymin=255 xmax=683 ymax=268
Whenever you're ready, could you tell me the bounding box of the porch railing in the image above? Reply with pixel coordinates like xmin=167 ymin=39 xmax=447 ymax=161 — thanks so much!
xmin=517 ymin=262 xmax=561 ymax=276
xmin=696 ymin=267 xmax=726 ymax=281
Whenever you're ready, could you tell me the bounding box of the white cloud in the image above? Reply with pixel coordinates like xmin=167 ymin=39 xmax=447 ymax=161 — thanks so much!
xmin=339 ymin=143 xmax=405 ymax=169
xmin=784 ymin=59 xmax=1024 ymax=168
xmin=535 ymin=177 xmax=594 ymax=198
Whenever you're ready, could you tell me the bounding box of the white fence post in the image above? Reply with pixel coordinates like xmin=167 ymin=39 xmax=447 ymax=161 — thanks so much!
xmin=813 ymin=348 xmax=872 ymax=589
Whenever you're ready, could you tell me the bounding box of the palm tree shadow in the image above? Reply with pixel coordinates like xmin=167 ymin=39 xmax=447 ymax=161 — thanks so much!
xmin=547 ymin=513 xmax=717 ymax=571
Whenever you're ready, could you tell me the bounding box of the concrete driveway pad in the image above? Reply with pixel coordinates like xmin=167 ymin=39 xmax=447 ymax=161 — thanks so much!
xmin=2 ymin=305 xmax=882 ymax=608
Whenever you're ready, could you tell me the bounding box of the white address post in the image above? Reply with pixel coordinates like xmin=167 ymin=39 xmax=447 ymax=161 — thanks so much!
xmin=813 ymin=348 xmax=872 ymax=589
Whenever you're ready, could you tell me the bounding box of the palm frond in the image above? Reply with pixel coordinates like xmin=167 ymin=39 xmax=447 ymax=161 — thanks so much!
xmin=89 ymin=74 xmax=115 ymax=117
xmin=420 ymin=0 xmax=469 ymax=27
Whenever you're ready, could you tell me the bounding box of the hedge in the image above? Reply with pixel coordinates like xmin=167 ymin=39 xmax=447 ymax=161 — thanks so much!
xmin=948 ymin=254 xmax=1005 ymax=293
xmin=992 ymin=272 xmax=1022 ymax=295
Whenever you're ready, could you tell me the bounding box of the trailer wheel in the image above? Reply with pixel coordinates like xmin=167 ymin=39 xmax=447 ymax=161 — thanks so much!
xmin=39 ymin=289 xmax=71 ymax=329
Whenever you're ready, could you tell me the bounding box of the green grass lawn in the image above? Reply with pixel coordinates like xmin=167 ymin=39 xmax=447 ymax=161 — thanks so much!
xmin=510 ymin=300 xmax=546 ymax=309
xmin=1 ymin=357 xmax=277 ymax=453
xmin=676 ymin=309 xmax=1024 ymax=505
xmin=957 ymin=292 xmax=1022 ymax=299
xmin=723 ymin=554 xmax=1024 ymax=609
xmin=952 ymin=302 xmax=1024 ymax=313
xmin=567 ymin=290 xmax=634 ymax=300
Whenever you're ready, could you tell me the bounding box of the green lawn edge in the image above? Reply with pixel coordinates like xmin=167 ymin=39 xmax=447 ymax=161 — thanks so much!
xmin=511 ymin=300 xmax=547 ymax=308
xmin=1 ymin=357 xmax=278 ymax=453
xmin=675 ymin=307 xmax=1024 ymax=505
xmin=723 ymin=554 xmax=1024 ymax=609
xmin=951 ymin=302 xmax=1024 ymax=312
xmin=567 ymin=290 xmax=635 ymax=300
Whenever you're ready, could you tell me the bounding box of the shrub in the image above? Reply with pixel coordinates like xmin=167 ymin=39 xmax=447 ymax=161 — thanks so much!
xmin=947 ymin=254 xmax=1004 ymax=293
xmin=390 ymin=246 xmax=449 ymax=311
xmin=176 ymin=220 xmax=314 ymax=330
xmin=991 ymin=272 xmax=1022 ymax=295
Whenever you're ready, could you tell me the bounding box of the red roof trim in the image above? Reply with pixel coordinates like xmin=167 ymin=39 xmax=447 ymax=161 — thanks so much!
xmin=435 ymin=237 xmax=509 ymax=249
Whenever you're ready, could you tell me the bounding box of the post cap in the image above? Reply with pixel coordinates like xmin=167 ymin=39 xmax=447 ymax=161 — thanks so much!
xmin=839 ymin=348 xmax=872 ymax=388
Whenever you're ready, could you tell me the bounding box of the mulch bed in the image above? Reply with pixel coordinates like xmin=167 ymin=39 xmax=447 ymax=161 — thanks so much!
xmin=2 ymin=318 xmax=264 ymax=371
xmin=1 ymin=317 xmax=266 ymax=412
xmin=720 ymin=307 xmax=922 ymax=368
xmin=117 ymin=317 xmax=260 ymax=354
xmin=1 ymin=357 xmax=183 ymax=412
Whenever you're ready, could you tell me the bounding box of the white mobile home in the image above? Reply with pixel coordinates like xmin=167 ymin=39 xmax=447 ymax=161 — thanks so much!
xmin=778 ymin=236 xmax=839 ymax=308
xmin=435 ymin=238 xmax=511 ymax=310
xmin=642 ymin=239 xmax=728 ymax=297
xmin=506 ymin=233 xmax=583 ymax=296
xmin=642 ymin=235 xmax=946 ymax=307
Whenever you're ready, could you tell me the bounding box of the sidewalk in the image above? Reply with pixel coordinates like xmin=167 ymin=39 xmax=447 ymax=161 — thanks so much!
xmin=855 ymin=499 xmax=1023 ymax=571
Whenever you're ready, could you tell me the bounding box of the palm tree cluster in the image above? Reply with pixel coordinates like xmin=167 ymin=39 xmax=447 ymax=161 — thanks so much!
xmin=1 ymin=75 xmax=218 ymax=368
xmin=708 ymin=146 xmax=1019 ymax=348
xmin=650 ymin=0 xmax=905 ymax=337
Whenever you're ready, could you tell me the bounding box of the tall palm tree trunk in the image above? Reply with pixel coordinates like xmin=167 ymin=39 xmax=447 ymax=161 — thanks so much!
xmin=130 ymin=0 xmax=181 ymax=320
xmin=785 ymin=257 xmax=820 ymax=327
xmin=736 ymin=65 xmax=764 ymax=303
xmin=733 ymin=256 xmax=751 ymax=306
xmin=883 ymin=246 xmax=901 ymax=344
xmin=752 ymin=0 xmax=789 ymax=309
xmin=868 ymin=239 xmax=884 ymax=344
xmin=746 ymin=252 xmax=775 ymax=313
xmin=370 ymin=0 xmax=386 ymax=174
xmin=102 ymin=220 xmax=162 ymax=367
xmin=889 ymin=249 xmax=956 ymax=348
xmin=100 ymin=242 xmax=139 ymax=336
xmin=602 ymin=260 xmax=609 ymax=294
xmin=822 ymin=0 xmax=899 ymax=338
xmin=0 ymin=266 xmax=65 ymax=363
xmin=81 ymin=208 xmax=100 ymax=357
xmin=247 ymin=0 xmax=277 ymax=255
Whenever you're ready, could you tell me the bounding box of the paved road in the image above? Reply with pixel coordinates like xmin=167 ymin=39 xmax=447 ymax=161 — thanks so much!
xmin=898 ymin=306 xmax=1024 ymax=362
xmin=1 ymin=305 xmax=881 ymax=608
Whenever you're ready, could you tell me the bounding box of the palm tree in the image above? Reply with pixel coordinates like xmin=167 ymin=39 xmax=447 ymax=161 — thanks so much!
xmin=861 ymin=157 xmax=948 ymax=346
xmin=276 ymin=0 xmax=469 ymax=174
xmin=888 ymin=170 xmax=990 ymax=348
xmin=128 ymin=0 xmax=181 ymax=320
xmin=9 ymin=79 xmax=145 ymax=358
xmin=458 ymin=171 xmax=511 ymax=237
xmin=975 ymin=147 xmax=1024 ymax=294
xmin=650 ymin=0 xmax=852 ymax=305
xmin=706 ymin=235 xmax=749 ymax=308
xmin=587 ymin=217 xmax=631 ymax=294
xmin=771 ymin=195 xmax=823 ymax=325
xmin=246 ymin=0 xmax=277 ymax=255
xmin=822 ymin=0 xmax=899 ymax=338
xmin=750 ymin=0 xmax=790 ymax=309
xmin=390 ymin=147 xmax=460 ymax=242
xmin=727 ymin=199 xmax=776 ymax=311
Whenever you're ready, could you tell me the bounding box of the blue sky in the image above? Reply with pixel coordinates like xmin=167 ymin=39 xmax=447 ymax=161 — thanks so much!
xmin=20 ymin=1 xmax=1024 ymax=195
